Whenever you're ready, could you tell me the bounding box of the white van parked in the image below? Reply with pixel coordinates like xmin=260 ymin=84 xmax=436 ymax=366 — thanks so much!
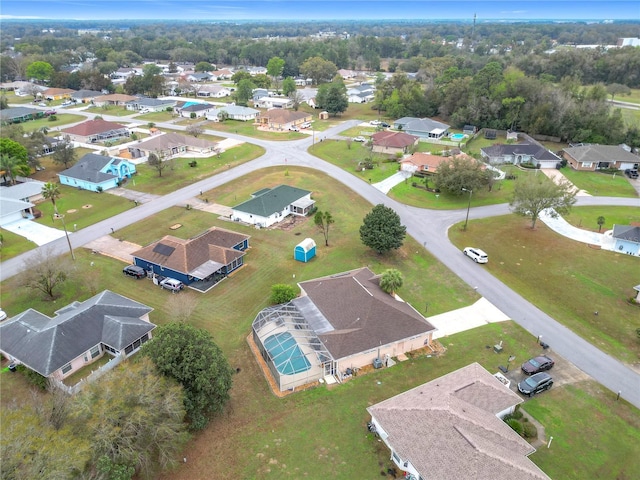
xmin=463 ymin=247 xmax=488 ymax=263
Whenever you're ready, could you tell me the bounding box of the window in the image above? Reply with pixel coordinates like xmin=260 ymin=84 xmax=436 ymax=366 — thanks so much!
xmin=582 ymin=162 xmax=592 ymax=168
xmin=62 ymin=363 xmax=72 ymax=374
xmin=90 ymin=345 xmax=101 ymax=359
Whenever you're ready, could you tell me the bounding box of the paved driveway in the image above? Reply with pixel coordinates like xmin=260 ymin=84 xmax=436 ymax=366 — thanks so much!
xmin=2 ymin=218 xmax=68 ymax=246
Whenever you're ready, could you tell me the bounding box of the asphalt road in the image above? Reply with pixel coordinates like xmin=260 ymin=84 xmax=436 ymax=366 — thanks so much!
xmin=2 ymin=113 xmax=639 ymax=408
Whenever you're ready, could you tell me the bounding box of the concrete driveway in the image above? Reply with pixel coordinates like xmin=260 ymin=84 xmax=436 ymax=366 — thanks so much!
xmin=2 ymin=218 xmax=68 ymax=246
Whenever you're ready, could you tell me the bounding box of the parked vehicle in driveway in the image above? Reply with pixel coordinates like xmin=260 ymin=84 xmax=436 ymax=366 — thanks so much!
xmin=289 ymin=125 xmax=300 ymax=132
xmin=518 ymin=372 xmax=553 ymax=396
xmin=380 ymin=122 xmax=391 ymax=128
xmin=369 ymin=120 xmax=381 ymax=125
xmin=521 ymin=355 xmax=555 ymax=375
xmin=624 ymin=169 xmax=638 ymax=179
xmin=463 ymin=247 xmax=488 ymax=263
xmin=0 ymin=309 xmax=7 ymax=322
xmin=160 ymin=277 xmax=184 ymax=292
xmin=123 ymin=265 xmax=146 ymax=279
xmin=353 ymin=136 xmax=366 ymax=142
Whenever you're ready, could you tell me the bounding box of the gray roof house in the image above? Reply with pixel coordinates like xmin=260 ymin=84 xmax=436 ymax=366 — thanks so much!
xmin=0 ymin=196 xmax=34 ymax=227
xmin=393 ymin=117 xmax=450 ymax=140
xmin=367 ymin=363 xmax=551 ymax=480
xmin=206 ymin=105 xmax=260 ymax=122
xmin=251 ymin=267 xmax=436 ymax=392
xmin=231 ymin=185 xmax=315 ymax=228
xmin=58 ymin=153 xmax=137 ymax=192
xmin=0 ymin=107 xmax=43 ymax=125
xmin=178 ymin=102 xmax=215 ymax=118
xmin=125 ymin=97 xmax=177 ymax=112
xmin=0 ymin=290 xmax=155 ymax=380
xmin=562 ymin=144 xmax=640 ymax=172
xmin=71 ymin=89 xmax=103 ymax=103
xmin=481 ymin=143 xmax=562 ymax=169
xmin=612 ymin=225 xmax=640 ymax=256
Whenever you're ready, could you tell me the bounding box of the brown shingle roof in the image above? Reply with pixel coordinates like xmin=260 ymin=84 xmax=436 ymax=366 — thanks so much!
xmin=259 ymin=109 xmax=309 ymax=124
xmin=372 ymin=131 xmax=418 ymax=148
xmin=43 ymin=87 xmax=76 ymax=96
xmin=131 ymin=227 xmax=249 ymax=276
xmin=368 ymin=363 xmax=550 ymax=480
xmin=401 ymin=152 xmax=475 ymax=171
xmin=93 ymin=93 xmax=138 ymax=103
xmin=134 ymin=132 xmax=217 ymax=151
xmin=62 ymin=119 xmax=128 ymax=137
xmin=298 ymin=267 xmax=435 ymax=360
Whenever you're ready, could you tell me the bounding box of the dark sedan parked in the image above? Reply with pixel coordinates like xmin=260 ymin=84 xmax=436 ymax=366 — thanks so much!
xmin=518 ymin=372 xmax=553 ymax=397
xmin=521 ymin=355 xmax=555 ymax=375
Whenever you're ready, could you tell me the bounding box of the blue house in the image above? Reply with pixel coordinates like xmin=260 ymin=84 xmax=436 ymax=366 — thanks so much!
xmin=294 ymin=238 xmax=316 ymax=263
xmin=131 ymin=227 xmax=251 ymax=292
xmin=612 ymin=225 xmax=640 ymax=256
xmin=58 ymin=153 xmax=136 ymax=192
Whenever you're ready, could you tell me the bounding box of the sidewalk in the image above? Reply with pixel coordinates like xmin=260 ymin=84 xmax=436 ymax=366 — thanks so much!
xmin=428 ymin=297 xmax=511 ymax=339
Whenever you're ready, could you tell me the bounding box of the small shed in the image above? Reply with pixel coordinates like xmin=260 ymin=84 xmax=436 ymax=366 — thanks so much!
xmin=318 ymin=111 xmax=329 ymax=120
xmin=294 ymin=238 xmax=316 ymax=263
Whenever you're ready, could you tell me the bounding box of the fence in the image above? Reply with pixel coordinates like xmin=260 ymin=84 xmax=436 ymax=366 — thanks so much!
xmin=51 ymin=353 xmax=124 ymax=395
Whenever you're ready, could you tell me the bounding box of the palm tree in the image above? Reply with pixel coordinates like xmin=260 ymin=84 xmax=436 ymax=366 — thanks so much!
xmin=379 ymin=269 xmax=404 ymax=296
xmin=597 ymin=216 xmax=606 ymax=233
xmin=0 ymin=154 xmax=30 ymax=185
xmin=42 ymin=182 xmax=61 ymax=214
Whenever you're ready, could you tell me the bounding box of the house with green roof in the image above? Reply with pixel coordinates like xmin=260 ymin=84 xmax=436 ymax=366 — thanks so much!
xmin=231 ymin=185 xmax=315 ymax=228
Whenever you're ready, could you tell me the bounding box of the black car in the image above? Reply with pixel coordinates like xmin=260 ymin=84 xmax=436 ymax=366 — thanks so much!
xmin=380 ymin=122 xmax=391 ymax=128
xmin=123 ymin=265 xmax=146 ymax=279
xmin=624 ymin=169 xmax=638 ymax=179
xmin=521 ymin=355 xmax=555 ymax=375
xmin=518 ymin=372 xmax=553 ymax=396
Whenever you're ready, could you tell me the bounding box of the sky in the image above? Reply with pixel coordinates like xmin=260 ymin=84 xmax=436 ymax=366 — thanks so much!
xmin=0 ymin=0 xmax=638 ymax=21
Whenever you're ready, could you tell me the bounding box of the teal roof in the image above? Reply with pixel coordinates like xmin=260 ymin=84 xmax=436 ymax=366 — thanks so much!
xmin=233 ymin=185 xmax=311 ymax=217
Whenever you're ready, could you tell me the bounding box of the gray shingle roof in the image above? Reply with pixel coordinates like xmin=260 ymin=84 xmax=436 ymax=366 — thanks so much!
xmin=58 ymin=153 xmax=119 ymax=184
xmin=297 ymin=267 xmax=436 ymax=360
xmin=612 ymin=225 xmax=640 ymax=243
xmin=232 ymin=185 xmax=312 ymax=217
xmin=367 ymin=363 xmax=550 ymax=480
xmin=0 ymin=107 xmax=40 ymax=121
xmin=0 ymin=290 xmax=154 ymax=376
xmin=482 ymin=143 xmax=560 ymax=161
xmin=563 ymin=144 xmax=640 ymax=164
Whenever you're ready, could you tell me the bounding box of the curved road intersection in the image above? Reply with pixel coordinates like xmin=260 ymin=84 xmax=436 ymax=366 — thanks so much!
xmin=2 ymin=116 xmax=639 ymax=408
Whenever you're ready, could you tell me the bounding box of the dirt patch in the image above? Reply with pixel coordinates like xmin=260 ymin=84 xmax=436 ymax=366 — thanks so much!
xmin=170 ymin=223 xmax=182 ymax=230
xmin=67 ymin=209 xmax=77 ymax=214
xmin=82 ymin=204 xmax=93 ymax=209
xmin=271 ymin=215 xmax=310 ymax=231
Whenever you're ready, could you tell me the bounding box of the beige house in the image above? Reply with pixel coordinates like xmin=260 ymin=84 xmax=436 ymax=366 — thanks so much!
xmin=252 ymin=267 xmax=436 ymax=392
xmin=257 ymin=109 xmax=312 ymax=131
xmin=92 ymin=93 xmax=138 ymax=107
xmin=368 ymin=363 xmax=551 ymax=480
xmin=562 ymin=144 xmax=640 ymax=172
xmin=371 ymin=131 xmax=419 ymax=155
xmin=128 ymin=132 xmax=218 ymax=159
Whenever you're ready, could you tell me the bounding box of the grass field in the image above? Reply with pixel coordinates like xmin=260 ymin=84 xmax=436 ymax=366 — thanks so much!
xmin=560 ymin=168 xmax=639 ymax=197
xmin=16 ymin=113 xmax=86 ymax=132
xmin=449 ymin=212 xmax=640 ymax=364
xmin=563 ymin=206 xmax=640 ymax=232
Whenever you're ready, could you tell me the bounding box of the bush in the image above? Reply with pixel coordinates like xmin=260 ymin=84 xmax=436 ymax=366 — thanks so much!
xmin=522 ymin=422 xmax=538 ymax=439
xmin=47 ymin=115 xmax=57 ymax=121
xmin=505 ymin=418 xmax=524 ymax=436
xmin=270 ymin=284 xmax=298 ymax=304
xmin=16 ymin=364 xmax=48 ymax=389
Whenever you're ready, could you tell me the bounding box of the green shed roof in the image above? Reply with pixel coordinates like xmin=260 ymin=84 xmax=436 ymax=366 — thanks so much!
xmin=233 ymin=185 xmax=311 ymax=217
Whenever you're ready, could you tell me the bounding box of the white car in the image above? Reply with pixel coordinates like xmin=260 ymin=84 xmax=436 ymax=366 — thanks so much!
xmin=289 ymin=125 xmax=300 ymax=132
xmin=463 ymin=247 xmax=488 ymax=263
xmin=160 ymin=277 xmax=185 ymax=292
xmin=370 ymin=120 xmax=381 ymax=125
xmin=0 ymin=309 xmax=7 ymax=322
xmin=353 ymin=136 xmax=367 ymax=142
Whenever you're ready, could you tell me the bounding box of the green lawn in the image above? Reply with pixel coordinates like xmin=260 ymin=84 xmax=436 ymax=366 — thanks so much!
xmin=449 ymin=212 xmax=640 ymax=364
xmin=527 ymin=381 xmax=640 ymax=479
xmin=563 ymin=206 xmax=640 ymax=232
xmin=127 ymin=142 xmax=265 ymax=195
xmin=83 ymin=106 xmax=135 ymax=117
xmin=560 ymin=168 xmax=639 ymax=197
xmin=11 ymin=113 xmax=86 ymax=133
xmin=0 ymin=228 xmax=37 ymax=259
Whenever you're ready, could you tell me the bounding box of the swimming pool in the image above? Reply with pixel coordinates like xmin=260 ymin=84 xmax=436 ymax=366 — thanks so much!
xmin=264 ymin=331 xmax=311 ymax=375
xmin=450 ymin=133 xmax=466 ymax=141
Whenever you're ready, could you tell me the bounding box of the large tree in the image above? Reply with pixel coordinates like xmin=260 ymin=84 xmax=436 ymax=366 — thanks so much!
xmin=509 ymin=175 xmax=577 ymax=229
xmin=72 ymin=357 xmax=188 ymax=479
xmin=316 ymin=81 xmax=348 ymax=116
xmin=300 ymin=56 xmax=338 ymax=85
xmin=51 ymin=139 xmax=77 ymax=169
xmin=26 ymin=60 xmax=54 ymax=83
xmin=147 ymin=151 xmax=172 ymax=177
xmin=266 ymin=56 xmax=285 ymax=90
xmin=22 ymin=247 xmax=73 ymax=300
xmin=235 ymin=78 xmax=255 ymax=106
xmin=314 ymin=210 xmax=335 ymax=246
xmin=0 ymin=138 xmax=30 ymax=184
xmin=141 ymin=322 xmax=234 ymax=431
xmin=434 ymin=155 xmax=491 ymax=195
xmin=359 ymin=204 xmax=406 ymax=254
xmin=281 ymin=76 xmax=296 ymax=96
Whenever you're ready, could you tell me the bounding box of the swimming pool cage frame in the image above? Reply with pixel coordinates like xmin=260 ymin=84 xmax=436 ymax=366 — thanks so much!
xmin=252 ymin=302 xmax=334 ymax=392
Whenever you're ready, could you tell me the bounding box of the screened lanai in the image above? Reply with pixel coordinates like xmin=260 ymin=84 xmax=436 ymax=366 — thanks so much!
xmin=252 ymin=297 xmax=333 ymax=392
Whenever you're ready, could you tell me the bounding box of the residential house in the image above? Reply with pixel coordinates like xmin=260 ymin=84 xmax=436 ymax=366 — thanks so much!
xmin=0 ymin=107 xmax=43 ymax=125
xmin=128 ymin=132 xmax=219 ymax=159
xmin=58 ymin=153 xmax=136 ymax=192
xmin=371 ymin=131 xmax=419 ymax=155
xmin=346 ymin=84 xmax=375 ymax=103
xmin=246 ymin=66 xmax=268 ymax=76
xmin=251 ymin=267 xmax=437 ymax=392
xmin=231 ymin=184 xmax=315 ymax=228
xmin=125 ymin=97 xmax=176 ymax=112
xmin=131 ymin=227 xmax=250 ymax=291
xmin=185 ymin=72 xmax=214 ymax=82
xmin=338 ymin=69 xmax=359 ymax=79
xmin=196 ymin=85 xmax=231 ymax=98
xmin=562 ymin=144 xmax=640 ymax=171
xmin=0 ymin=181 xmax=44 ymax=226
xmin=367 ymin=363 xmax=550 ymax=480
xmin=71 ymin=89 xmax=103 ymax=103
xmin=42 ymin=87 xmax=76 ymax=100
xmin=612 ymin=225 xmax=640 ymax=256
xmin=481 ymin=143 xmax=562 ymax=169
xmin=92 ymin=93 xmax=138 ymax=107
xmin=255 ymin=96 xmax=294 ymax=109
xmin=295 ymin=77 xmax=312 ymax=86
xmin=0 ymin=81 xmax=34 ymax=92
xmin=61 ymin=119 xmax=130 ymax=144
xmin=257 ymin=109 xmax=312 ymax=130
xmin=393 ymin=117 xmax=450 ymax=140
xmin=0 ymin=180 xmax=46 ymax=205
xmin=205 ymin=105 xmax=260 ymax=122
xmin=400 ymin=152 xmax=472 ymax=175
xmin=306 ymin=97 xmax=318 ymax=109
xmin=14 ymin=82 xmax=48 ymax=97
xmin=0 ymin=290 xmax=155 ymax=381
xmin=178 ymin=102 xmax=215 ymax=118
xmin=211 ymin=68 xmax=234 ymax=80
xmin=252 ymin=88 xmax=269 ymax=102
xmin=111 ymin=67 xmax=141 ymax=81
